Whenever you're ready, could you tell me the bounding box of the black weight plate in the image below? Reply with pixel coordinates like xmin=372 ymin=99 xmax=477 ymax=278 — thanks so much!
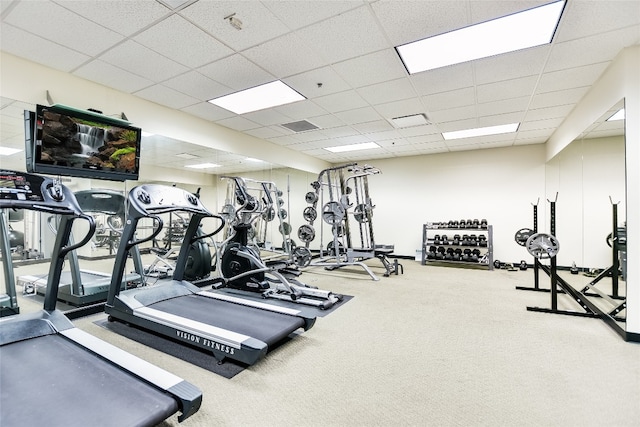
xmin=514 ymin=228 xmax=534 ymax=247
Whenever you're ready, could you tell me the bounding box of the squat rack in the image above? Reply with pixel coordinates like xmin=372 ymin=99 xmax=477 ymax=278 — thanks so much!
xmin=522 ymin=194 xmax=629 ymax=341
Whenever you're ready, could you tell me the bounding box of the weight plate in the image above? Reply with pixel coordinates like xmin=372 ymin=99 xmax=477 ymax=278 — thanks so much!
xmin=220 ymin=203 xmax=235 ymax=221
xmin=514 ymin=228 xmax=534 ymax=247
xmin=353 ymin=203 xmax=373 ymax=223
xmin=261 ymin=207 xmax=276 ymax=222
xmin=292 ymin=246 xmax=312 ymax=267
xmin=297 ymin=224 xmax=316 ymax=243
xmin=322 ymin=201 xmax=345 ymax=225
xmin=332 ymin=223 xmax=345 ymax=237
xmin=525 ymin=233 xmax=560 ymax=259
xmin=303 ymin=206 xmax=317 ymax=222
xmin=278 ymin=222 xmax=292 ymax=235
xmin=279 ymin=208 xmax=287 ymax=220
xmin=326 ymin=240 xmax=344 ymax=256
xmin=305 ymin=191 xmax=318 ymax=204
xmin=282 ymin=239 xmax=296 ymax=252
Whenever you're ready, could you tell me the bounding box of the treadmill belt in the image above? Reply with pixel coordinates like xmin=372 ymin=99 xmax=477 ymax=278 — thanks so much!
xmin=150 ymin=294 xmax=305 ymax=347
xmin=0 ymin=334 xmax=178 ymax=427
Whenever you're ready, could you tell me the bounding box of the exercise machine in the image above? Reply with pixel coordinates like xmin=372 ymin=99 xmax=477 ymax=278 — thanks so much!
xmin=17 ymin=189 xmax=143 ymax=306
xmin=297 ymin=163 xmax=402 ymax=280
xmin=105 ymin=183 xmax=315 ymax=365
xmin=0 ymin=170 xmax=201 ymax=426
xmin=212 ymin=176 xmax=341 ymax=309
xmin=0 ymin=209 xmax=19 ymax=316
xmin=517 ymin=194 xmax=632 ymax=342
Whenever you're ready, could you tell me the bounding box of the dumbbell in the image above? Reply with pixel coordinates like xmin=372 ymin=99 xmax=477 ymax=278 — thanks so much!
xmin=453 ymin=234 xmax=461 ymax=245
xmin=462 ymin=248 xmax=472 ymax=262
xmin=472 ymin=219 xmax=480 ymax=228
xmin=454 ymin=248 xmax=463 ymax=261
xmin=435 ymin=246 xmax=446 ymax=260
xmin=478 ymin=235 xmax=487 ymax=247
xmin=461 ymin=234 xmax=470 ymax=245
xmin=480 ymin=219 xmax=488 ymax=229
xmin=445 ymin=247 xmax=455 ymax=260
xmin=433 ymin=234 xmax=441 ymax=245
xmin=459 ymin=219 xmax=466 ymax=229
xmin=469 ymin=234 xmax=477 ymax=245
xmin=441 ymin=235 xmax=449 ymax=245
xmin=470 ymin=249 xmax=481 ymax=263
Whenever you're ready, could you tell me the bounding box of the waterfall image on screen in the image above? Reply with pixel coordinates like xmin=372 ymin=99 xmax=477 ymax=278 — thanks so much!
xmin=39 ymin=109 xmax=138 ymax=173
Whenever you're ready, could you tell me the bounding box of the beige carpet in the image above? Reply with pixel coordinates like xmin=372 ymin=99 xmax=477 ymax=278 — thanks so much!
xmin=12 ymin=258 xmax=640 ymax=427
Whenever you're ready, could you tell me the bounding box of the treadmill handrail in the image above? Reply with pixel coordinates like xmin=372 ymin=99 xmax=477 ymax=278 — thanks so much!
xmin=59 ymin=214 xmax=96 ymax=257
xmin=126 ymin=214 xmax=164 ymax=249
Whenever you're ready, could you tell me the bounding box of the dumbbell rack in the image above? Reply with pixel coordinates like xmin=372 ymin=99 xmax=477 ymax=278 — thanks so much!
xmin=421 ymin=221 xmax=494 ymax=270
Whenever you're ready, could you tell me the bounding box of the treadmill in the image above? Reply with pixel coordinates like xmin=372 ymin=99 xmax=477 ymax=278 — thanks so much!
xmin=0 ymin=209 xmax=19 ymax=316
xmin=0 ymin=170 xmax=201 ymax=426
xmin=105 ymin=183 xmax=315 ymax=365
xmin=18 ymin=189 xmax=143 ymax=306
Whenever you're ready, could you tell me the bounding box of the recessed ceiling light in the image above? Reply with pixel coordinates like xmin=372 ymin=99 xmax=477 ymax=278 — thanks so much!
xmin=391 ymin=113 xmax=430 ymax=128
xmin=325 ymin=142 xmax=380 ymax=153
xmin=607 ymin=109 xmax=625 ymax=121
xmin=208 ymin=80 xmax=306 ymax=114
xmin=185 ymin=163 xmax=220 ymax=169
xmin=176 ymin=153 xmax=199 ymax=159
xmin=442 ymin=123 xmax=519 ymax=140
xmin=396 ymin=0 xmax=565 ymax=74
xmin=245 ymin=157 xmax=263 ymax=162
xmin=0 ymin=147 xmax=22 ymax=156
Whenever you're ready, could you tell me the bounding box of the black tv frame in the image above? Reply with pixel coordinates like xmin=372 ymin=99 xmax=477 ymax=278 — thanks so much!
xmin=26 ymin=104 xmax=142 ymax=182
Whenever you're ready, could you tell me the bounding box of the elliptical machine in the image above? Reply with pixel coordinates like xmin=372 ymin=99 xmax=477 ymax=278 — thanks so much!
xmin=213 ymin=176 xmax=341 ymax=309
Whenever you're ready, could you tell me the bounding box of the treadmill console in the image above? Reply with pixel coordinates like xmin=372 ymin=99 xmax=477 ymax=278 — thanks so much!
xmin=130 ymin=184 xmax=211 ymax=216
xmin=0 ymin=170 xmax=81 ymax=214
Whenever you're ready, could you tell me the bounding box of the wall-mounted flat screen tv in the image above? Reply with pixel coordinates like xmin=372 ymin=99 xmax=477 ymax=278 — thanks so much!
xmin=26 ymin=104 xmax=142 ymax=181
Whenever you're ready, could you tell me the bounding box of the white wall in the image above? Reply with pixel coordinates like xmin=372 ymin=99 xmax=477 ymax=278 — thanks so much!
xmin=326 ymin=144 xmax=547 ymax=261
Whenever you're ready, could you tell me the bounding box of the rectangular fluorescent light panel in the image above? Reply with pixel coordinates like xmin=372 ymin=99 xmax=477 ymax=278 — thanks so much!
xmin=607 ymin=109 xmax=625 ymax=121
xmin=325 ymin=142 xmax=380 ymax=153
xmin=208 ymin=80 xmax=305 ymax=114
xmin=0 ymin=147 xmax=22 ymax=156
xmin=185 ymin=163 xmax=220 ymax=169
xmin=442 ymin=123 xmax=519 ymax=140
xmin=396 ymin=0 xmax=565 ymax=74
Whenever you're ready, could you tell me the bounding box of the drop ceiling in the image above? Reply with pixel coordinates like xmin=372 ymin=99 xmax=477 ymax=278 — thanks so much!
xmin=1 ymin=0 xmax=639 ymax=174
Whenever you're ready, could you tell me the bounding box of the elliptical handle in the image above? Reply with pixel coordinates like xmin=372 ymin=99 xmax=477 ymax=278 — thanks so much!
xmin=191 ymin=214 xmax=226 ymax=243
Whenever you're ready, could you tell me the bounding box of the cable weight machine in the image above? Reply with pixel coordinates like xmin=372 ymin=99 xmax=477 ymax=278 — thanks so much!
xmin=297 ymin=163 xmax=402 ymax=280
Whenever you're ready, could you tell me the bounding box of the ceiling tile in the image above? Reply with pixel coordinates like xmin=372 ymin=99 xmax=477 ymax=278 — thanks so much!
xmin=422 ymin=87 xmax=475 ymax=112
xmin=180 ymin=102 xmax=235 ymax=122
xmin=134 ymin=84 xmax=200 ymax=109
xmin=469 ymin=1 xmax=550 ymax=24
xmin=477 ymin=97 xmax=530 ymax=118
xmin=411 ymin=62 xmax=475 ymax=96
xmin=357 ymin=78 xmax=417 ymax=106
xmin=319 ymin=125 xmax=360 ymax=139
xmin=333 ymin=50 xmax=408 ymax=88
xmin=267 ymin=134 xmax=303 ymax=146
xmin=523 ymin=104 xmax=575 ymax=122
xmin=284 ymin=66 xmax=351 ymax=98
xmin=352 ymin=120 xmax=395 ymax=135
xmin=305 ymin=114 xmax=346 ymax=129
xmin=398 ymin=124 xmax=440 ymax=138
xmin=529 ymin=87 xmax=588 ymax=109
xmin=555 ymin=0 xmax=640 ymax=42
xmin=313 ymin=90 xmax=368 ymax=113
xmin=216 ymin=116 xmax=261 ymax=131
xmin=537 ymin=62 xmax=609 ymax=93
xmin=179 ymin=1 xmax=289 ymax=51
xmin=73 ymin=59 xmax=153 ymax=93
xmin=546 ymin=27 xmax=640 ymax=72
xmin=243 ymin=32 xmax=327 ymax=77
xmin=197 ymin=54 xmax=275 ymax=91
xmin=245 ymin=126 xmax=288 ymax=139
xmin=518 ymin=117 xmax=564 ymax=132
xmin=334 ymin=107 xmax=382 ymax=125
xmin=474 ymin=44 xmax=550 ymax=85
xmin=55 ymin=0 xmax=171 ymax=36
xmin=295 ymin=6 xmax=390 ymax=63
xmin=243 ymin=109 xmax=293 ymax=127
xmin=163 ymin=71 xmax=232 ymax=101
xmin=274 ymin=100 xmax=328 ymax=121
xmin=4 ymin=1 xmax=124 ymax=56
xmin=476 ymin=76 xmax=538 ymax=104
xmin=134 ymin=14 xmax=234 ymax=69
xmin=374 ymin=98 xmax=426 ymax=121
xmin=98 ymin=40 xmax=189 ymax=82
xmin=371 ymin=0 xmax=470 ymax=46
xmin=428 ymin=105 xmax=477 ymax=124
xmin=478 ymin=112 xmax=524 ymax=127
xmin=1 ymin=24 xmax=90 ymax=72
xmin=263 ymin=0 xmax=363 ymax=30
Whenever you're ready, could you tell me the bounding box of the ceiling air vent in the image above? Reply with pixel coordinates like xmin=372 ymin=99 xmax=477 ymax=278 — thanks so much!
xmin=390 ymin=113 xmax=430 ymax=128
xmin=281 ymin=120 xmax=319 ymax=133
